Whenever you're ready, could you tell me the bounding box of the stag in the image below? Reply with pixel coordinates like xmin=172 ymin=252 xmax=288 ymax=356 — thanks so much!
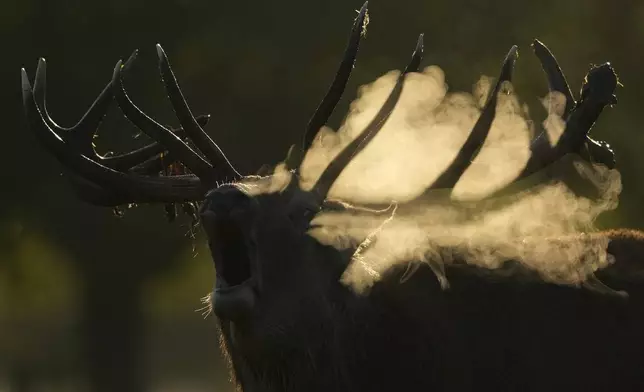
xmin=21 ymin=2 xmax=644 ymax=391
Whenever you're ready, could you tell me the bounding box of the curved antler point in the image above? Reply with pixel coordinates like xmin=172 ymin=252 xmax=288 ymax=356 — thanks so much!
xmin=509 ymin=45 xmax=519 ymax=57
xmin=414 ymin=34 xmax=424 ymax=58
xmin=112 ymin=60 xmax=126 ymax=91
xmin=499 ymin=46 xmax=519 ymax=81
xmin=356 ymin=1 xmax=368 ymax=22
xmin=20 ymin=68 xmax=31 ymax=90
xmin=122 ymin=50 xmax=139 ymax=70
xmin=531 ymin=39 xmax=550 ymax=55
xmin=404 ymin=34 xmax=424 ymax=74
xmin=113 ymin=59 xmax=124 ymax=73
xmin=156 ymin=44 xmax=167 ymax=61
xmin=35 ymin=58 xmax=46 ymax=79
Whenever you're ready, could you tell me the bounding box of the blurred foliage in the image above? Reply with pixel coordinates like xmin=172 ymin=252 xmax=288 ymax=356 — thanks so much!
xmin=0 ymin=223 xmax=78 ymax=315
xmin=142 ymin=240 xmax=214 ymax=318
xmin=1 ymin=0 xmax=643 ymax=390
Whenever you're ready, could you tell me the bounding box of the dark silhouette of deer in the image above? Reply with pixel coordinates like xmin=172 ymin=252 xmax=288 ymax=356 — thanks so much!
xmin=21 ymin=2 xmax=644 ymax=391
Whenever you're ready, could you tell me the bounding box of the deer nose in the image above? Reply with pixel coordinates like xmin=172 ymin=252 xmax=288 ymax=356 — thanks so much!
xmin=202 ymin=185 xmax=253 ymax=214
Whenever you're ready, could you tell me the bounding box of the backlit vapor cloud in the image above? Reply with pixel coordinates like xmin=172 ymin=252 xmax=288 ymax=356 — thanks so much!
xmin=291 ymin=64 xmax=622 ymax=294
xmin=299 ymin=66 xmax=536 ymax=202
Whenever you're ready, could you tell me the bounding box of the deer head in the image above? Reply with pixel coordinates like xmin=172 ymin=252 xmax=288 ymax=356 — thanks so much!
xmin=21 ymin=2 xmax=620 ymax=390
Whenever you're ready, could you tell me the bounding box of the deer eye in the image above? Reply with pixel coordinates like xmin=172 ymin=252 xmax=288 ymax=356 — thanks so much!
xmin=287 ymin=206 xmax=318 ymax=224
xmin=302 ymin=208 xmax=316 ymax=219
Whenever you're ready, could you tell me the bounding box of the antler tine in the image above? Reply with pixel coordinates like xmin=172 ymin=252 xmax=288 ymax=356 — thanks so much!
xmin=33 ymin=52 xmax=133 ymax=131
xmin=405 ymin=33 xmax=425 ymax=75
xmin=63 ymin=176 xmax=136 ymax=206
xmin=311 ymin=34 xmax=424 ymax=203
xmin=523 ymin=39 xmax=576 ymax=166
xmin=156 ymin=44 xmax=241 ymax=179
xmin=579 ymin=138 xmax=615 ymax=170
xmin=289 ymin=1 xmax=369 ymax=172
xmin=31 ymin=52 xmax=198 ymax=173
xmin=547 ymin=63 xmax=619 ymax=161
xmin=111 ymin=58 xmax=217 ymax=182
xmin=514 ymin=50 xmax=618 ymax=181
xmin=477 ymin=46 xmax=619 ymax=201
xmin=128 ymin=152 xmax=177 ymax=175
xmin=22 ymin=69 xmax=208 ymax=204
xmin=33 ymin=52 xmax=137 ymax=157
xmin=524 ymin=40 xmax=616 ymax=173
xmin=422 ymin=45 xmax=519 ymax=194
xmin=532 ymin=39 xmax=576 ymax=118
xmin=104 ymin=114 xmax=211 ymax=172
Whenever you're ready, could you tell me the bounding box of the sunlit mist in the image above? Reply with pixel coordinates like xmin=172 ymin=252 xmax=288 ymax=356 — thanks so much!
xmin=284 ymin=63 xmax=621 ymax=294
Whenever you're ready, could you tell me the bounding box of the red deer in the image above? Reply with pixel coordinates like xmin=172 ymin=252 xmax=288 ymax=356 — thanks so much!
xmin=21 ymin=2 xmax=644 ymax=391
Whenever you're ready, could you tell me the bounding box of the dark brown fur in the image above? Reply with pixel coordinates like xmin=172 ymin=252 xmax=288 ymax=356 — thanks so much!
xmin=19 ymin=4 xmax=635 ymax=390
xmin=214 ymin=223 xmax=644 ymax=392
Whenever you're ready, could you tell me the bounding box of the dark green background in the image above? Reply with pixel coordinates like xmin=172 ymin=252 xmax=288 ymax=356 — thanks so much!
xmin=1 ymin=0 xmax=643 ymax=390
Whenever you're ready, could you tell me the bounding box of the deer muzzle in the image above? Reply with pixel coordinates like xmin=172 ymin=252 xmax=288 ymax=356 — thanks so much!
xmin=200 ymin=186 xmax=259 ymax=321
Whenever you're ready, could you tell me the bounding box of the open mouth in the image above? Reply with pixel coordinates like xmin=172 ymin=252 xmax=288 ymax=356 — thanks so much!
xmin=199 ymin=185 xmax=261 ymax=320
xmin=210 ymin=215 xmax=254 ymax=288
xmin=201 ymin=207 xmax=258 ymax=320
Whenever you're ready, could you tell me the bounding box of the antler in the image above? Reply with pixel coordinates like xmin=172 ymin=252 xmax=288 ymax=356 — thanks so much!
xmin=21 ymin=45 xmax=239 ymax=206
xmin=22 ymin=2 xmax=618 ymax=214
xmin=286 ymin=1 xmax=370 ymax=172
xmin=432 ymin=41 xmax=617 ymax=203
xmin=529 ymin=39 xmax=616 ymax=171
xmin=311 ymin=34 xmax=425 ymax=202
xmin=417 ymin=42 xmax=618 ymax=205
xmin=518 ymin=41 xmax=617 ymax=176
xmin=284 ymin=2 xmax=425 ymax=202
xmin=480 ymin=42 xmax=619 ymax=200
xmin=304 ymin=38 xmax=618 ymax=209
xmin=421 ymin=41 xmax=618 ymax=203
xmin=424 ymin=45 xmax=519 ymax=192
